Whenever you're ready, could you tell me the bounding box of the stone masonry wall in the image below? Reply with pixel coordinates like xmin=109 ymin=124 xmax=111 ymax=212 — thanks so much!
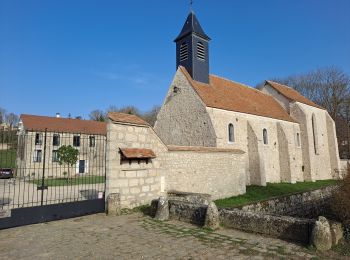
xmin=260 ymin=84 xmax=291 ymax=113
xmin=154 ymin=68 xmax=217 ymax=147
xmin=206 ymin=107 xmax=303 ymax=185
xmin=165 ymin=148 xmax=246 ymax=200
xmin=290 ymin=103 xmax=312 ymax=181
xmin=291 ymin=102 xmax=339 ymax=181
xmin=106 ymin=121 xmax=168 ymax=208
xmin=262 ymin=84 xmax=341 ymax=181
xmin=325 ymin=113 xmax=342 ymax=178
xmin=107 ymin=119 xmax=247 ymax=208
xmin=237 ymin=185 xmax=338 ymax=219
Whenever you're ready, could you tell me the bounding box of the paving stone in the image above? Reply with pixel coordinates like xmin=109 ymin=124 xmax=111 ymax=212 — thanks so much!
xmin=0 ymin=213 xmax=339 ymax=259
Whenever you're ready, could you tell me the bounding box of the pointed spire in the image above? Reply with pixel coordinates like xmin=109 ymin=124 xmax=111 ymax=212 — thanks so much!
xmin=174 ymin=12 xmax=210 ymax=42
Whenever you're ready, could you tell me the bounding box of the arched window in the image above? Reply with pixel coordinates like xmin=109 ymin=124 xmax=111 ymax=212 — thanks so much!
xmin=197 ymin=42 xmax=205 ymax=61
xmin=296 ymin=133 xmax=301 ymax=147
xmin=228 ymin=123 xmax=235 ymax=143
xmin=263 ymin=128 xmax=268 ymax=145
xmin=180 ymin=42 xmax=188 ymax=61
xmin=312 ymin=114 xmax=318 ymax=154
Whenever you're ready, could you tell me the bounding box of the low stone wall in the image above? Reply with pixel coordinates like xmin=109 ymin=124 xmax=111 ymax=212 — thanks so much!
xmin=151 ymin=191 xmax=210 ymax=225
xmin=148 ymin=186 xmax=343 ymax=246
xmin=165 ymin=146 xmax=246 ymax=200
xmin=219 ymin=209 xmax=314 ymax=244
xmin=235 ymin=185 xmax=338 ymax=219
xmin=150 ymin=193 xmax=315 ymax=244
xmin=168 ymin=201 xmax=207 ymax=225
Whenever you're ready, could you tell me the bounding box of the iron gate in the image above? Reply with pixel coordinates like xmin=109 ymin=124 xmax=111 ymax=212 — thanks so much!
xmin=0 ymin=128 xmax=106 ymax=229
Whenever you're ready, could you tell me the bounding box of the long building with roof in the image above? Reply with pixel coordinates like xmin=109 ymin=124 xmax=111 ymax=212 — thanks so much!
xmin=16 ymin=114 xmax=107 ymax=178
xmin=154 ymin=12 xmax=341 ymax=185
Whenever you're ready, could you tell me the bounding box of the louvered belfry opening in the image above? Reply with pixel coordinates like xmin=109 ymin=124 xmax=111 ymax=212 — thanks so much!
xmin=180 ymin=43 xmax=188 ymax=61
xmin=197 ymin=42 xmax=205 ymax=61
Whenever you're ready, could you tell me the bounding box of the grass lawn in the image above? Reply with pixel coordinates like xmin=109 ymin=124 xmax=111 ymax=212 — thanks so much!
xmin=29 ymin=175 xmax=105 ymax=186
xmin=0 ymin=149 xmax=16 ymax=168
xmin=215 ymin=179 xmax=339 ymax=208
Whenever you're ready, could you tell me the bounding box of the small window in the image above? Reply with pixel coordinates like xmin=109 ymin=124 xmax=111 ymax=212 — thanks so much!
xmin=73 ymin=135 xmax=80 ymax=147
xmin=53 ymin=134 xmax=60 ymax=146
xmin=296 ymin=133 xmax=301 ymax=147
xmin=197 ymin=42 xmax=205 ymax=61
xmin=179 ymin=42 xmax=188 ymax=62
xmin=33 ymin=149 xmax=42 ymax=162
xmin=263 ymin=129 xmax=268 ymax=145
xmin=228 ymin=123 xmax=235 ymax=143
xmin=89 ymin=136 xmax=95 ymax=147
xmin=35 ymin=133 xmax=42 ymax=145
xmin=52 ymin=150 xmax=59 ymax=162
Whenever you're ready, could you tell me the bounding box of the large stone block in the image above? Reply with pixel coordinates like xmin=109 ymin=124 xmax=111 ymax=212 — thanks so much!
xmin=204 ymin=202 xmax=220 ymax=230
xmin=330 ymin=221 xmax=343 ymax=246
xmin=220 ymin=208 xmax=313 ymax=244
xmin=311 ymin=216 xmax=332 ymax=251
xmin=106 ymin=193 xmax=121 ymax=216
xmin=154 ymin=196 xmax=169 ymax=221
xmin=125 ymin=133 xmax=137 ymax=142
xmin=128 ymin=178 xmax=139 ymax=187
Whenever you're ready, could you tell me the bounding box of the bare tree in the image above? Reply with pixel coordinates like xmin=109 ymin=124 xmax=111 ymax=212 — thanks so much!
xmin=261 ymin=67 xmax=350 ymax=158
xmin=105 ymin=105 xmax=119 ymax=114
xmin=0 ymin=107 xmax=6 ymax=124
xmin=317 ymin=67 xmax=350 ymax=119
xmin=89 ymin=109 xmax=106 ymax=122
xmin=117 ymin=106 xmax=140 ymax=116
xmin=5 ymin=113 xmax=19 ymax=129
xmin=143 ymin=105 xmax=161 ymax=126
xmin=92 ymin=105 xmax=160 ymax=126
xmin=266 ymin=67 xmax=350 ymax=119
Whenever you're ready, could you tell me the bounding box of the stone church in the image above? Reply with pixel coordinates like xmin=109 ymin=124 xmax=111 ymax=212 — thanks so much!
xmin=106 ymin=12 xmax=341 ymax=208
xmin=154 ymin=12 xmax=341 ymax=186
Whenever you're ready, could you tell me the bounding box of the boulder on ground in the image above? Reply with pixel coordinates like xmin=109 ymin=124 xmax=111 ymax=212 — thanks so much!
xmin=311 ymin=216 xmax=332 ymax=251
xmin=106 ymin=193 xmax=121 ymax=216
xmin=330 ymin=221 xmax=344 ymax=246
xmin=204 ymin=202 xmax=220 ymax=230
xmin=154 ymin=196 xmax=169 ymax=221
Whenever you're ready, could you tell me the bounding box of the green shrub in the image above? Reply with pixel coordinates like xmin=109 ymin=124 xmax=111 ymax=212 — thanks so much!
xmin=332 ymin=168 xmax=350 ymax=239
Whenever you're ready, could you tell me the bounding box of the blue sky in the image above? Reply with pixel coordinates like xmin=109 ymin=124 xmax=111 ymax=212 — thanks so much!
xmin=1 ymin=0 xmax=349 ymax=119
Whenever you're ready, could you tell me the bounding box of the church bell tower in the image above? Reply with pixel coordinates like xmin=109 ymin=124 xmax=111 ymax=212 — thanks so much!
xmin=174 ymin=12 xmax=211 ymax=84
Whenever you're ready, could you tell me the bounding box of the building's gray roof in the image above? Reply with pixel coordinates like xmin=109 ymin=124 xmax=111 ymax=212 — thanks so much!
xmin=174 ymin=11 xmax=210 ymax=42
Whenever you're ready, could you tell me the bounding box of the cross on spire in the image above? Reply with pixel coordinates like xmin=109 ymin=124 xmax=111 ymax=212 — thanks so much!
xmin=190 ymin=0 xmax=193 ymax=12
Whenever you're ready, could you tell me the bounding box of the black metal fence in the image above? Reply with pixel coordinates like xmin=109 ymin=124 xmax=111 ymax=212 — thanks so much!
xmin=0 ymin=128 xmax=106 ymax=212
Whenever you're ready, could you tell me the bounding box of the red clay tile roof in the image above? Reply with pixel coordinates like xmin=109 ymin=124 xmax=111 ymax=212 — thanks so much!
xmin=119 ymin=148 xmax=156 ymax=159
xmin=108 ymin=112 xmax=150 ymax=126
xmin=167 ymin=145 xmax=245 ymax=154
xmin=265 ymin=80 xmax=324 ymax=109
xmin=179 ymin=66 xmax=295 ymax=123
xmin=21 ymin=114 xmax=107 ymax=135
